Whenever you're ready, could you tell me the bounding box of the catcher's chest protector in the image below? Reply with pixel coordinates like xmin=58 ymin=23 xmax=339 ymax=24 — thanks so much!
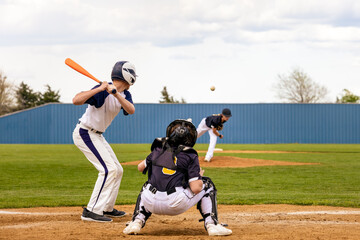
xmin=150 ymin=138 xmax=197 ymax=170
xmin=151 ymin=145 xmax=177 ymax=170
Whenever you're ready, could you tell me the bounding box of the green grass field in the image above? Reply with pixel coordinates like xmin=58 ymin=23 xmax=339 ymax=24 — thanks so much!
xmin=0 ymin=144 xmax=359 ymax=208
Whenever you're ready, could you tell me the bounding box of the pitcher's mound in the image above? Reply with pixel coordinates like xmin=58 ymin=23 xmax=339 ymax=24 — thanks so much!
xmin=199 ymin=156 xmax=319 ymax=168
xmin=123 ymin=156 xmax=318 ymax=168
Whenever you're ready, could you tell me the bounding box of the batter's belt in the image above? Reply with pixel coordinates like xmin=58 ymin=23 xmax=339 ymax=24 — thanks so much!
xmin=78 ymin=121 xmax=103 ymax=134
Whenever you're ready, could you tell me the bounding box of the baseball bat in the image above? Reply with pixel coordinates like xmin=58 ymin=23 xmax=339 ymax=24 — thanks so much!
xmin=65 ymin=58 xmax=116 ymax=94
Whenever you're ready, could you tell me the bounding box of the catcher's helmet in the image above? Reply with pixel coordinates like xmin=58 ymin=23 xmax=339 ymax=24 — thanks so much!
xmin=111 ymin=61 xmax=137 ymax=85
xmin=166 ymin=119 xmax=197 ymax=147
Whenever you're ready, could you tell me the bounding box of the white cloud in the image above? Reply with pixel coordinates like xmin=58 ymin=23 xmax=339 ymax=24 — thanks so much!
xmin=0 ymin=0 xmax=360 ymax=103
xmin=2 ymin=0 xmax=360 ymax=46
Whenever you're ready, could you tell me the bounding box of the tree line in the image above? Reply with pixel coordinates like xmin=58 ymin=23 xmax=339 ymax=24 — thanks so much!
xmin=0 ymin=71 xmax=60 ymax=116
xmin=1 ymin=68 xmax=358 ymax=116
xmin=161 ymin=67 xmax=359 ymax=104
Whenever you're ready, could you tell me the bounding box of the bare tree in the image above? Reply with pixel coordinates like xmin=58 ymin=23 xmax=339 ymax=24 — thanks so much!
xmin=274 ymin=68 xmax=328 ymax=103
xmin=0 ymin=71 xmax=15 ymax=115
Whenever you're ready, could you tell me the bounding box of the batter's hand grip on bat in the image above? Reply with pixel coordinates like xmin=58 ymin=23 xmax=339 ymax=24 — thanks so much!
xmin=97 ymin=82 xmax=117 ymax=94
xmin=97 ymin=81 xmax=117 ymax=94
xmin=65 ymin=58 xmax=117 ymax=94
xmin=110 ymin=88 xmax=117 ymax=94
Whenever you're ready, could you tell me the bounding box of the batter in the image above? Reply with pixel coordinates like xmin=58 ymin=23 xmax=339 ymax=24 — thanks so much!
xmin=72 ymin=61 xmax=137 ymax=222
xmin=123 ymin=119 xmax=232 ymax=236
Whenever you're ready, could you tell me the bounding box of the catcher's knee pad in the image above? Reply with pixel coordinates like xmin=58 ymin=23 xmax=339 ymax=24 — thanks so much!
xmin=202 ymin=176 xmax=217 ymax=192
xmin=197 ymin=177 xmax=219 ymax=227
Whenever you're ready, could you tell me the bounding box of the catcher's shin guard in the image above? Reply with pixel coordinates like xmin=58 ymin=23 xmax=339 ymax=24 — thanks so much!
xmin=197 ymin=177 xmax=219 ymax=228
xmin=131 ymin=183 xmax=152 ymax=226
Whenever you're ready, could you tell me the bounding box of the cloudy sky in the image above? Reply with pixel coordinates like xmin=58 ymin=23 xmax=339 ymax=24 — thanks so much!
xmin=1 ymin=0 xmax=360 ymax=103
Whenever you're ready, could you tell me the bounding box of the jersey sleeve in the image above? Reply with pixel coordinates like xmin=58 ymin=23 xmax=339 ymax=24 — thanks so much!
xmin=142 ymin=151 xmax=153 ymax=175
xmin=122 ymin=90 xmax=133 ymax=116
xmin=85 ymin=85 xmax=109 ymax=108
xmin=187 ymin=154 xmax=202 ymax=183
xmin=145 ymin=151 xmax=153 ymax=166
xmin=205 ymin=116 xmax=212 ymax=128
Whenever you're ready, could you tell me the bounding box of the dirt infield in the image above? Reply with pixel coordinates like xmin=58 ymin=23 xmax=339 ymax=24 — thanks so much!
xmin=1 ymin=205 xmax=359 ymax=239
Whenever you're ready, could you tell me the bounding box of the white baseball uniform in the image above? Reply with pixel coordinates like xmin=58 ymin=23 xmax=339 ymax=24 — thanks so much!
xmin=196 ymin=115 xmax=223 ymax=161
xmin=72 ymin=85 xmax=133 ymax=215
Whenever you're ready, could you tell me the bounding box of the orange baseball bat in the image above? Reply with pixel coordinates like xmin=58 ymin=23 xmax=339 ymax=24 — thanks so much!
xmin=65 ymin=58 xmax=116 ymax=94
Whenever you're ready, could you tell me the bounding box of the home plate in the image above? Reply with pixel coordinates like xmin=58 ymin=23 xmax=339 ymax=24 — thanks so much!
xmin=214 ymin=148 xmax=223 ymax=151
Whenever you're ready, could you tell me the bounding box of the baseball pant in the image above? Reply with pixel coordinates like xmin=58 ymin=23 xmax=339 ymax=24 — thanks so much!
xmin=73 ymin=124 xmax=123 ymax=215
xmin=196 ymin=118 xmax=218 ymax=161
xmin=135 ymin=184 xmax=216 ymax=225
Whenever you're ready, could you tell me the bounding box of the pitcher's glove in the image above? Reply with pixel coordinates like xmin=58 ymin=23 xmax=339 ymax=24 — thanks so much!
xmin=215 ymin=124 xmax=223 ymax=131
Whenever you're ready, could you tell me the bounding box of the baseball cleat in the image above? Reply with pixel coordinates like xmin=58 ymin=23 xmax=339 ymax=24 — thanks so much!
xmin=81 ymin=208 xmax=112 ymax=222
xmin=103 ymin=209 xmax=126 ymax=218
xmin=204 ymin=158 xmax=211 ymax=162
xmin=123 ymin=219 xmax=143 ymax=235
xmin=206 ymin=223 xmax=232 ymax=236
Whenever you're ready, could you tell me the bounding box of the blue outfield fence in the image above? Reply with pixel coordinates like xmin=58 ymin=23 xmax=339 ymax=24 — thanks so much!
xmin=0 ymin=103 xmax=359 ymax=144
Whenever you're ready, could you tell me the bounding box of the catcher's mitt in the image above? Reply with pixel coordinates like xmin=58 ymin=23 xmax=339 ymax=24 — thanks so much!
xmin=215 ymin=124 xmax=223 ymax=131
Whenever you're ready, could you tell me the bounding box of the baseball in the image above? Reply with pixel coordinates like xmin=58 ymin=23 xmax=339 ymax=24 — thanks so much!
xmin=210 ymin=86 xmax=215 ymax=91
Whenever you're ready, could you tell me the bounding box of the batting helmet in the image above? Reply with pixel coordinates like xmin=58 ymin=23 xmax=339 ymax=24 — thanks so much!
xmin=111 ymin=61 xmax=137 ymax=85
xmin=166 ymin=119 xmax=197 ymax=147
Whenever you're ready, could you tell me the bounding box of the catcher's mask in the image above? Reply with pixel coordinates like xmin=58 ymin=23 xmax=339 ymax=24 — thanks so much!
xmin=166 ymin=119 xmax=197 ymax=147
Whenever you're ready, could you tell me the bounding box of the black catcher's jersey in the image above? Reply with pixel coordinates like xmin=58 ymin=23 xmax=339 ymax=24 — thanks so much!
xmin=145 ymin=147 xmax=201 ymax=192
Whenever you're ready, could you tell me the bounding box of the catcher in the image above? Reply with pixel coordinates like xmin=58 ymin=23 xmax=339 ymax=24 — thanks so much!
xmin=123 ymin=119 xmax=232 ymax=236
xmin=196 ymin=108 xmax=232 ymax=162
